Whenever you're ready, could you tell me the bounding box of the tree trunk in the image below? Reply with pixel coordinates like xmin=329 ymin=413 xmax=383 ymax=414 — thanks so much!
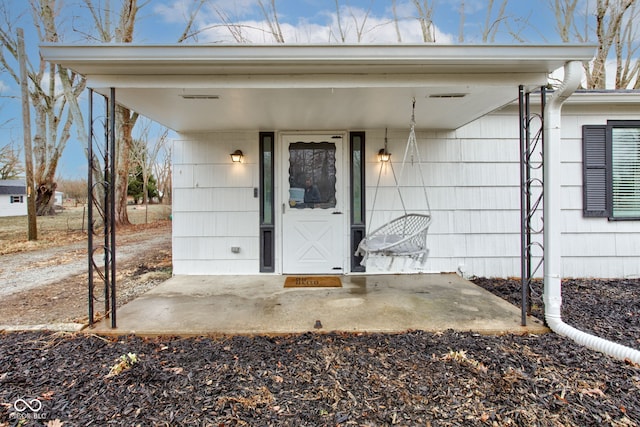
xmin=36 ymin=181 xmax=57 ymax=216
xmin=114 ymin=106 xmax=137 ymax=225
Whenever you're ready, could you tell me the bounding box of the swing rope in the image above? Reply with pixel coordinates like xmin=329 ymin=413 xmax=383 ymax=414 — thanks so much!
xmin=357 ymin=98 xmax=432 ymax=267
xmin=368 ymin=128 xmax=407 ymax=233
xmin=398 ymin=98 xmax=431 ymax=214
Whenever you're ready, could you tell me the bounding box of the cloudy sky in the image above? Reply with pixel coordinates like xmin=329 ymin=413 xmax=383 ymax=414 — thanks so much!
xmin=0 ymin=0 xmax=601 ymax=178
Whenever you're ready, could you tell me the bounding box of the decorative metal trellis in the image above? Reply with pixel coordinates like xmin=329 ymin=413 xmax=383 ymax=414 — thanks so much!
xmin=87 ymin=88 xmax=117 ymax=328
xmin=518 ymin=85 xmax=546 ymax=326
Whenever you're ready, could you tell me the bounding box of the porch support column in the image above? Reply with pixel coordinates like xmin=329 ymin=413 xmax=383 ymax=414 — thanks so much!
xmin=543 ymin=61 xmax=581 ymax=321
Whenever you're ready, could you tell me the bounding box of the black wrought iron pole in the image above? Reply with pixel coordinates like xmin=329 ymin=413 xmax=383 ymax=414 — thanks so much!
xmin=103 ymin=95 xmax=110 ymax=319
xmin=87 ymin=89 xmax=94 ymax=327
xmin=525 ymin=90 xmax=533 ymax=316
xmin=518 ymin=85 xmax=528 ymax=326
xmin=109 ymin=87 xmax=117 ymax=329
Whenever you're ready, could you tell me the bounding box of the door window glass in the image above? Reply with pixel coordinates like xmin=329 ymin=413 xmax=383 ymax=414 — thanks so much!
xmin=288 ymin=141 xmax=336 ymax=209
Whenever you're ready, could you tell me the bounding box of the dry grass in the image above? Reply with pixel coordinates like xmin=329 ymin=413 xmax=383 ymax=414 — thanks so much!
xmin=0 ymin=203 xmax=172 ymax=255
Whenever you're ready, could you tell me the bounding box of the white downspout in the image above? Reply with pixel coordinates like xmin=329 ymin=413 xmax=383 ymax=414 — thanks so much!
xmin=543 ymin=60 xmax=640 ymax=364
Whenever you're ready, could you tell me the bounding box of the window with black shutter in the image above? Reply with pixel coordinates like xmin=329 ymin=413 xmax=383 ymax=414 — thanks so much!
xmin=583 ymin=121 xmax=640 ymax=220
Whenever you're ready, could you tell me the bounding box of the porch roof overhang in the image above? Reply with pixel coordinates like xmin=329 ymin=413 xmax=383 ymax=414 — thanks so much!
xmin=41 ymin=44 xmax=596 ymax=132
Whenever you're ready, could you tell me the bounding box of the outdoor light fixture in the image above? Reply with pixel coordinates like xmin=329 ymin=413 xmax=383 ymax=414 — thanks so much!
xmin=378 ymin=148 xmax=391 ymax=162
xmin=230 ymin=149 xmax=244 ymax=163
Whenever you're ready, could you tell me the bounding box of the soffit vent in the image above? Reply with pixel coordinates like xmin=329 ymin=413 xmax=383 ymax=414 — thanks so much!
xmin=181 ymin=94 xmax=220 ymax=100
xmin=429 ymin=93 xmax=468 ymax=99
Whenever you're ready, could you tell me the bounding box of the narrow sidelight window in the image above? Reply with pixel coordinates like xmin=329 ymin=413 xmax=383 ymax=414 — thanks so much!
xmin=260 ymin=132 xmax=275 ymax=271
xmin=350 ymin=131 xmax=366 ymax=271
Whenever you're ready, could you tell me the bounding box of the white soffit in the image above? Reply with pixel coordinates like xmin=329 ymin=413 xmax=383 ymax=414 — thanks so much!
xmin=41 ymin=44 xmax=596 ymax=131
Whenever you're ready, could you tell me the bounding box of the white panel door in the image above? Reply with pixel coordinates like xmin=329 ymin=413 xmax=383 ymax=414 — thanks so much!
xmin=282 ymin=134 xmax=344 ymax=274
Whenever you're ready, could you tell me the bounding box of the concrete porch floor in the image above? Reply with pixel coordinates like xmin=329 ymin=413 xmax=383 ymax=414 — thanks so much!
xmin=91 ymin=273 xmax=548 ymax=336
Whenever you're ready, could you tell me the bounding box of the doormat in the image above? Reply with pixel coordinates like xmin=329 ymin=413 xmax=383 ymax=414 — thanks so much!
xmin=284 ymin=276 xmax=342 ymax=288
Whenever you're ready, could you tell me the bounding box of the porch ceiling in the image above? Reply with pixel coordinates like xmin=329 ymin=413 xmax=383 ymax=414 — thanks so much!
xmin=41 ymin=44 xmax=596 ymax=132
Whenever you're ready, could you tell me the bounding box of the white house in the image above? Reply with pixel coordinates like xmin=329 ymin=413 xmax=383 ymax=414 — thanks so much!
xmin=42 ymin=44 xmax=640 ymax=279
xmin=0 ymin=180 xmax=28 ymax=217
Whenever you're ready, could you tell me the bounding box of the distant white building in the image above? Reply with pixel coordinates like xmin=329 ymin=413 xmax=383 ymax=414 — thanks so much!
xmin=54 ymin=191 xmax=64 ymax=206
xmin=0 ymin=180 xmax=27 ymax=217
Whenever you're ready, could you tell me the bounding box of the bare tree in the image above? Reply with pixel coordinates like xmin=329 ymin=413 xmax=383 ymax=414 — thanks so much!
xmin=212 ymin=7 xmax=252 ymax=43
xmin=552 ymin=0 xmax=580 ymax=42
xmin=330 ymin=0 xmax=373 ymax=43
xmin=589 ymin=0 xmax=635 ymax=88
xmin=258 ymin=0 xmax=285 ymax=42
xmin=129 ymin=118 xmax=167 ymax=223
xmin=459 ymin=0 xmax=524 ymax=43
xmin=76 ymin=0 xmax=207 ymax=224
xmin=333 ymin=0 xmax=347 ymax=42
xmin=412 ymin=0 xmax=435 ymax=42
xmin=31 ymin=0 xmax=138 ymax=223
xmin=0 ymin=0 xmax=86 ymax=215
xmin=392 ymin=0 xmax=403 ymax=42
xmin=0 ymin=142 xmax=24 ymax=180
xmin=349 ymin=2 xmax=373 ymax=42
xmin=553 ymin=0 xmax=637 ymax=89
xmin=154 ymin=144 xmax=172 ymax=205
xmin=176 ymin=0 xmax=207 ymax=43
xmin=614 ymin=1 xmax=640 ymax=88
xmin=482 ymin=0 xmax=509 ymax=43
xmin=458 ymin=0 xmax=465 ymax=43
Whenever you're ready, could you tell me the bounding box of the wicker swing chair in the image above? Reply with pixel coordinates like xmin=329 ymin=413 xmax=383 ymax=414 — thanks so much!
xmin=356 ymin=100 xmax=432 ymax=267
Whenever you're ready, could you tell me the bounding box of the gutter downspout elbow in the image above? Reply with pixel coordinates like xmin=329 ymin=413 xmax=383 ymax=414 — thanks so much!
xmin=543 ymin=61 xmax=640 ymax=364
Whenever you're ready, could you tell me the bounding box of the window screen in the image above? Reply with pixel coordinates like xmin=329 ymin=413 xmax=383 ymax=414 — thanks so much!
xmin=288 ymin=141 xmax=337 ymax=209
xmin=611 ymin=127 xmax=640 ymax=218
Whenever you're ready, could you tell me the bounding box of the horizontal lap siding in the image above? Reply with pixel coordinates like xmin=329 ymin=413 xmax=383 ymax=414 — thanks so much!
xmin=561 ymin=109 xmax=640 ymax=278
xmin=0 ymin=195 xmax=27 ymax=217
xmin=170 ymin=105 xmax=640 ymax=278
xmin=172 ymin=132 xmax=260 ymax=275
xmin=366 ymin=107 xmax=640 ymax=278
xmin=363 ymin=123 xmax=523 ymax=277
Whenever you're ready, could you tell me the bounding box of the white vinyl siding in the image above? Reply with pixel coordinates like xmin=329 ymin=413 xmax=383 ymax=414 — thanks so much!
xmin=0 ymin=195 xmax=28 ymax=217
xmin=172 ymin=132 xmax=260 ymax=275
xmin=362 ymin=119 xmax=523 ymax=277
xmin=171 ymin=103 xmax=640 ymax=278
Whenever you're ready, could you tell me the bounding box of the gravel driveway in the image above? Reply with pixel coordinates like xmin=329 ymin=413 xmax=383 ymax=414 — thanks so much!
xmin=0 ymin=232 xmax=171 ymax=298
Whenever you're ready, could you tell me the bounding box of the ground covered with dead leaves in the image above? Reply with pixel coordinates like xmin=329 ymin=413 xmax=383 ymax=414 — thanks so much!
xmin=1 ymin=279 xmax=639 ymax=426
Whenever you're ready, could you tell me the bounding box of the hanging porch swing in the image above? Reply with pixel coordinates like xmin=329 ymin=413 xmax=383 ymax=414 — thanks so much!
xmin=356 ymin=99 xmax=432 ymax=267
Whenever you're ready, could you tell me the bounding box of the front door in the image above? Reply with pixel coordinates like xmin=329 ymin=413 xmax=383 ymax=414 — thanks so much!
xmin=281 ymin=134 xmax=344 ymax=274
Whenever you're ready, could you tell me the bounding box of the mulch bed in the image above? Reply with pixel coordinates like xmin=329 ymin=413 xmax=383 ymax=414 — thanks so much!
xmin=472 ymin=277 xmax=640 ymax=349
xmin=1 ymin=279 xmax=639 ymax=426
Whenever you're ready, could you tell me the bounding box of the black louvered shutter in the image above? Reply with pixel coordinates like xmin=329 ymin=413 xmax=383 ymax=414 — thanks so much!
xmin=582 ymin=125 xmax=609 ymax=217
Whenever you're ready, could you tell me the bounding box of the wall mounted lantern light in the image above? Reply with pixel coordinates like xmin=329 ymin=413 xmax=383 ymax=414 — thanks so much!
xmin=379 ymin=128 xmax=391 ymax=162
xmin=378 ymin=148 xmax=391 ymax=162
xmin=230 ymin=149 xmax=244 ymax=163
